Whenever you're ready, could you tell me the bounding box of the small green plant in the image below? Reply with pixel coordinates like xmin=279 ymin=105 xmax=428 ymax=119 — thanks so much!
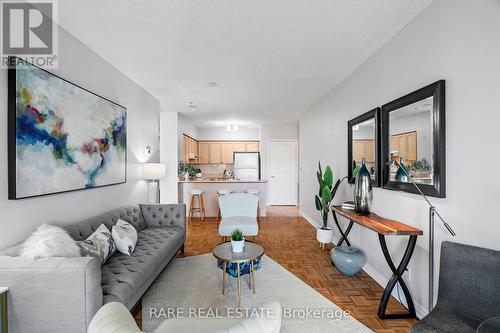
xmin=409 ymin=158 xmax=431 ymax=172
xmin=315 ymin=162 xmax=345 ymax=229
xmin=231 ymin=229 xmax=244 ymax=241
xmin=178 ymin=161 xmax=200 ymax=177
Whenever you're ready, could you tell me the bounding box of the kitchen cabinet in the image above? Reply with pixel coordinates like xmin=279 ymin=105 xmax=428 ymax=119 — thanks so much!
xmin=198 ymin=142 xmax=209 ymax=164
xmin=190 ymin=138 xmax=198 ymax=162
xmin=245 ymin=142 xmax=259 ymax=152
xmin=221 ymin=143 xmax=234 ymax=164
xmin=209 ymin=142 xmax=221 ymax=163
xmin=390 ymin=131 xmax=417 ymax=162
xmin=352 ymin=140 xmax=375 ymax=163
xmin=182 ymin=136 xmax=260 ymax=164
xmin=183 ymin=135 xmax=199 ymax=163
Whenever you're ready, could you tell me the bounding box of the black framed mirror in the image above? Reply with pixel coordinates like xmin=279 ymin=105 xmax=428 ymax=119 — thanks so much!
xmin=348 ymin=108 xmax=381 ymax=187
xmin=381 ymin=80 xmax=445 ymax=198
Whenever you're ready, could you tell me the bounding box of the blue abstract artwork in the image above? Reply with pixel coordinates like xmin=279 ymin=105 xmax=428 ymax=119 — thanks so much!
xmin=9 ymin=58 xmax=127 ymax=199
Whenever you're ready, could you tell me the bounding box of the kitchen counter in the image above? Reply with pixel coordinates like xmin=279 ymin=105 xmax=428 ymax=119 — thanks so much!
xmin=178 ymin=180 xmax=267 ymax=217
xmin=178 ymin=178 xmax=268 ymax=183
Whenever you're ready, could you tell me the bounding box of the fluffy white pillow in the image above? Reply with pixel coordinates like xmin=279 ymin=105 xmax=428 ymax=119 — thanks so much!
xmin=19 ymin=223 xmax=81 ymax=260
xmin=112 ymin=219 xmax=138 ymax=255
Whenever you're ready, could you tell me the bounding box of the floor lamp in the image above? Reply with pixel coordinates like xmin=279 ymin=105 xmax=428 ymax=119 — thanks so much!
xmin=387 ymin=160 xmax=456 ymax=313
xmin=143 ymin=163 xmax=166 ymax=203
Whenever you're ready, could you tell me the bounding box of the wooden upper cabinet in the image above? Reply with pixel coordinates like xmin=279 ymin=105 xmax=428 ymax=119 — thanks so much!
xmin=245 ymin=142 xmax=259 ymax=152
xmin=233 ymin=142 xmax=246 ymax=152
xmin=183 ymin=138 xmax=260 ymax=164
xmin=183 ymin=136 xmax=189 ymax=162
xmin=390 ymin=131 xmax=417 ymax=162
xmin=406 ymin=133 xmax=417 ymax=161
xmin=209 ymin=142 xmax=221 ymax=163
xmin=183 ymin=134 xmax=199 ymax=163
xmin=221 ymin=143 xmax=234 ymax=164
xmin=198 ymin=142 xmax=209 ymax=164
xmin=352 ymin=140 xmax=375 ymax=163
xmin=365 ymin=141 xmax=375 ymax=163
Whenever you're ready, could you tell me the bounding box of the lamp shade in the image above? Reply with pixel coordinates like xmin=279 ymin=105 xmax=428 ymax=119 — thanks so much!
xmin=143 ymin=163 xmax=166 ymax=180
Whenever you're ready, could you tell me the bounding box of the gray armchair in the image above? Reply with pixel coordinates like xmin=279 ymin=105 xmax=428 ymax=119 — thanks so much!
xmin=411 ymin=241 xmax=500 ymax=333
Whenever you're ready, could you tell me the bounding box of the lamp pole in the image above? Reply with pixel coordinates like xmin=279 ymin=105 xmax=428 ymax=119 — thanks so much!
xmin=387 ymin=160 xmax=455 ymax=313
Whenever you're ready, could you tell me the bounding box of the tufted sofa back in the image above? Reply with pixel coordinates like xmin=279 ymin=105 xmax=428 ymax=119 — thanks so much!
xmin=64 ymin=206 xmax=146 ymax=241
xmin=139 ymin=204 xmax=186 ymax=229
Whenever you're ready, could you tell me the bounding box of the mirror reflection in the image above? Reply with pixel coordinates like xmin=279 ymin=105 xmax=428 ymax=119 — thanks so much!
xmin=388 ymin=96 xmax=433 ymax=185
xmin=352 ymin=118 xmax=376 ymax=181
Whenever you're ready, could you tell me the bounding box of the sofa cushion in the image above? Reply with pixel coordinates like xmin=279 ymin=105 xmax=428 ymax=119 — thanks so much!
xmin=100 ymin=226 xmax=184 ymax=305
xmin=64 ymin=206 xmax=146 ymax=241
xmin=78 ymin=224 xmax=117 ymax=265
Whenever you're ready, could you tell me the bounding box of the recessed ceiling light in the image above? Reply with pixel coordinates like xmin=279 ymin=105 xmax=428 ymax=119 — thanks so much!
xmin=208 ymin=81 xmax=218 ymax=87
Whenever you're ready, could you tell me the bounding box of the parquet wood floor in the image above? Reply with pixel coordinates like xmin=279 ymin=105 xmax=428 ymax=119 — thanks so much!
xmin=134 ymin=206 xmax=416 ymax=332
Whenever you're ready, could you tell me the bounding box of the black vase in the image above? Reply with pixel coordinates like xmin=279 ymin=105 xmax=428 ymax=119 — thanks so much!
xmin=354 ymin=158 xmax=373 ymax=215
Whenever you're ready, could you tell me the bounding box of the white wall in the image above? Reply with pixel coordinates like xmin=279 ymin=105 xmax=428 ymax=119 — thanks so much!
xmin=299 ymin=0 xmax=500 ymax=317
xmin=197 ymin=126 xmax=260 ymax=141
xmin=0 ymin=25 xmax=160 ymax=249
xmin=159 ymin=112 xmax=178 ymax=203
xmin=261 ymin=124 xmax=299 ymax=204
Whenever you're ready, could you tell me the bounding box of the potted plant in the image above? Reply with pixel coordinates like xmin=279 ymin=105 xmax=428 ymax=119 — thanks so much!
xmin=315 ymin=162 xmax=345 ymax=246
xmin=178 ymin=161 xmax=199 ymax=180
xmin=231 ymin=229 xmax=245 ymax=253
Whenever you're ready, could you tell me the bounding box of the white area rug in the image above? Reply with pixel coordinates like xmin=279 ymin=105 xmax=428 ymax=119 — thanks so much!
xmin=142 ymin=254 xmax=372 ymax=333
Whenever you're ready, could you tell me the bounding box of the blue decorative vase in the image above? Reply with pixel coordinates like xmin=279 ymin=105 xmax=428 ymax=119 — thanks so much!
xmin=330 ymin=246 xmax=367 ymax=276
xmin=395 ymin=157 xmax=410 ymax=183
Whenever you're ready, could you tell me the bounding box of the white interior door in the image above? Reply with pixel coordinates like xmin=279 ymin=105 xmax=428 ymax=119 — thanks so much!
xmin=269 ymin=140 xmax=298 ymax=205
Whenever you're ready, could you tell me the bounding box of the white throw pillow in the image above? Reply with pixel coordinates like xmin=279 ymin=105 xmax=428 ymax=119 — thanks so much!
xmin=19 ymin=223 xmax=81 ymax=260
xmin=78 ymin=224 xmax=117 ymax=265
xmin=112 ymin=219 xmax=138 ymax=255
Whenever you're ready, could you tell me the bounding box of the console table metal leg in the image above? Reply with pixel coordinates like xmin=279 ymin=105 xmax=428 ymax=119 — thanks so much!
xmin=222 ymin=261 xmax=226 ymax=295
xmin=237 ymin=262 xmax=241 ymax=308
xmin=377 ymin=234 xmax=418 ymax=319
xmin=332 ymin=211 xmax=353 ymax=247
xmin=251 ymin=260 xmax=256 ymax=294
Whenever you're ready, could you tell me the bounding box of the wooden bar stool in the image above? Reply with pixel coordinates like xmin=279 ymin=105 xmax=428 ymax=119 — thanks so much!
xmin=189 ymin=189 xmax=206 ymax=221
xmin=246 ymin=189 xmax=261 ymax=220
xmin=216 ymin=188 xmax=232 ymax=220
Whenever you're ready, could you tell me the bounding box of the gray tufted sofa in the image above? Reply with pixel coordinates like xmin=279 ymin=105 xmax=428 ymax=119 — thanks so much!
xmin=0 ymin=203 xmax=186 ymax=333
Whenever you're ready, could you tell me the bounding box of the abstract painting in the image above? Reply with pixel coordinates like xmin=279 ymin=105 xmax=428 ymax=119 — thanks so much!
xmin=8 ymin=58 xmax=127 ymax=199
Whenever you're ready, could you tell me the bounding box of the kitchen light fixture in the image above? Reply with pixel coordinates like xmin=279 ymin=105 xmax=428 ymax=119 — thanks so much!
xmin=225 ymin=123 xmax=239 ymax=132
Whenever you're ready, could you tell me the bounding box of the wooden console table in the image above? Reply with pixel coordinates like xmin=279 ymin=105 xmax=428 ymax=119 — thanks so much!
xmin=331 ymin=205 xmax=423 ymax=319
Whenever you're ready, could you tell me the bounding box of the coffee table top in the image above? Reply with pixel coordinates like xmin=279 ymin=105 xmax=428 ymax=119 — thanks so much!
xmin=213 ymin=242 xmax=264 ymax=263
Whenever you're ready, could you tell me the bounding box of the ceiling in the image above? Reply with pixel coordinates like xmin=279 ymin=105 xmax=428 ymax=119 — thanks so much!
xmin=58 ymin=0 xmax=432 ymax=127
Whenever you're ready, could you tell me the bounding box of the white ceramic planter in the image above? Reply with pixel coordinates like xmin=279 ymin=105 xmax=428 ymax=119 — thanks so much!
xmin=316 ymin=228 xmax=333 ymax=244
xmin=231 ymin=239 xmax=245 ymax=253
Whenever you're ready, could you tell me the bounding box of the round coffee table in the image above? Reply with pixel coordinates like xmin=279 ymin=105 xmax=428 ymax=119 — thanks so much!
xmin=213 ymin=242 xmax=264 ymax=307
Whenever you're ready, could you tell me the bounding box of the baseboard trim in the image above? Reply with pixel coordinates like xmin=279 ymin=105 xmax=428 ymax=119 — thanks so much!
xmin=299 ymin=209 xmax=321 ymax=229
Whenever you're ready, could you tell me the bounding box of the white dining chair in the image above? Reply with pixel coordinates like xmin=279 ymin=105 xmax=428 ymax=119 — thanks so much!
xmin=218 ymin=193 xmax=259 ymax=241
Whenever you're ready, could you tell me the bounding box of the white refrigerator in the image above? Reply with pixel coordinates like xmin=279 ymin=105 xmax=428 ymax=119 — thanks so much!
xmin=234 ymin=152 xmax=260 ymax=181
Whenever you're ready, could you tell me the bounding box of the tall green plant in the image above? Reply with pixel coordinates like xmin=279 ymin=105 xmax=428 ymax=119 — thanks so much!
xmin=315 ymin=162 xmax=344 ymax=229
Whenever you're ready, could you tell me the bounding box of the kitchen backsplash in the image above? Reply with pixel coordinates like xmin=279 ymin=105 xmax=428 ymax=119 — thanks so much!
xmin=195 ymin=164 xmax=235 ymax=178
